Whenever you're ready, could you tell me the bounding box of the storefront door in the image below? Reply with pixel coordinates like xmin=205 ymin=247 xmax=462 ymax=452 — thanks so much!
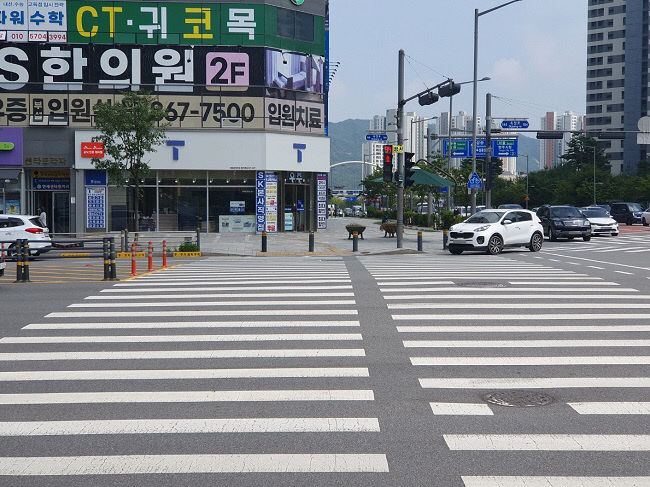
xmin=284 ymin=184 xmax=311 ymax=232
xmin=34 ymin=191 xmax=70 ymax=233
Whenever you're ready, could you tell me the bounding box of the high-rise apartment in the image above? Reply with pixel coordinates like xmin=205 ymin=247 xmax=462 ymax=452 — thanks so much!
xmin=586 ymin=0 xmax=647 ymax=174
xmin=540 ymin=111 xmax=585 ymax=169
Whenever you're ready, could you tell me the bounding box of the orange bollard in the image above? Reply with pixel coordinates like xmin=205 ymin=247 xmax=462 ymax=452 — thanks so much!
xmin=147 ymin=241 xmax=153 ymax=272
xmin=162 ymin=240 xmax=168 ymax=268
xmin=131 ymin=243 xmax=137 ymax=276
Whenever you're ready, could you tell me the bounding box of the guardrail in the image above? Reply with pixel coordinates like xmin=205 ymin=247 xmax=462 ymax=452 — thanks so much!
xmin=47 ymin=229 xmax=201 ymax=253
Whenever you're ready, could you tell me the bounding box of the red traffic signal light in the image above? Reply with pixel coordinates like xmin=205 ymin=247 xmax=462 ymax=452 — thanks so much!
xmin=383 ymin=145 xmax=394 ymax=183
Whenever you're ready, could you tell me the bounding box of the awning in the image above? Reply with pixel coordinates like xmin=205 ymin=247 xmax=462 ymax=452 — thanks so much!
xmin=372 ymin=168 xmax=455 ymax=188
xmin=0 ymin=168 xmax=21 ymax=180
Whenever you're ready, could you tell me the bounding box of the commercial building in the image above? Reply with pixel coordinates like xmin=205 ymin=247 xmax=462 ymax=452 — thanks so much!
xmin=0 ymin=0 xmax=330 ymax=234
xmin=586 ymin=0 xmax=645 ymax=174
xmin=540 ymin=111 xmax=585 ymax=169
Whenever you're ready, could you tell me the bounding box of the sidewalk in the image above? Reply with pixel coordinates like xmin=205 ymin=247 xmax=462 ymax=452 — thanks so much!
xmin=199 ymin=217 xmax=444 ymax=257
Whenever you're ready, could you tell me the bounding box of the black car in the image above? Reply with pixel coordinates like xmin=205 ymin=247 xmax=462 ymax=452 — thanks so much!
xmin=536 ymin=205 xmax=592 ymax=241
xmin=610 ymin=202 xmax=643 ymax=225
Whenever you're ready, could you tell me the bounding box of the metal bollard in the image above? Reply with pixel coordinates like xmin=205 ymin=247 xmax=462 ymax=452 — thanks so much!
xmin=109 ymin=237 xmax=118 ymax=281
xmin=147 ymin=241 xmax=153 ymax=272
xmin=120 ymin=230 xmax=125 ymax=253
xmin=21 ymin=240 xmax=30 ymax=282
xmin=196 ymin=227 xmax=201 ymax=251
xmin=124 ymin=229 xmax=129 ymax=252
xmin=261 ymin=231 xmax=268 ymax=253
xmin=131 ymin=243 xmax=137 ymax=277
xmin=14 ymin=240 xmax=23 ymax=283
xmin=162 ymin=240 xmax=168 ymax=269
xmin=442 ymin=229 xmax=449 ymax=250
xmin=352 ymin=232 xmax=359 ymax=252
xmin=309 ymin=232 xmax=315 ymax=252
xmin=102 ymin=238 xmax=110 ymax=281
xmin=417 ymin=231 xmax=423 ymax=252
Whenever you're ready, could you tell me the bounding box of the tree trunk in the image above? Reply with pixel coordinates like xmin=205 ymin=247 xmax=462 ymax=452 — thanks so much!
xmin=132 ymin=183 xmax=139 ymax=233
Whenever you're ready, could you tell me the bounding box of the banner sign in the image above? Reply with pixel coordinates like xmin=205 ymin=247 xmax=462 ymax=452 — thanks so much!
xmin=0 ymin=126 xmax=21 ymax=165
xmin=255 ymin=170 xmax=265 ymax=232
xmin=32 ymin=168 xmax=69 ymax=189
xmin=86 ymin=185 xmax=105 ymax=228
xmin=84 ymin=168 xmax=106 ymax=185
xmin=316 ymin=172 xmax=327 ymax=230
xmin=81 ymin=141 xmax=103 ymax=158
xmin=265 ymin=97 xmax=324 ymax=134
xmin=0 ymin=0 xmax=67 ymax=43
xmin=264 ymin=172 xmax=277 ymax=233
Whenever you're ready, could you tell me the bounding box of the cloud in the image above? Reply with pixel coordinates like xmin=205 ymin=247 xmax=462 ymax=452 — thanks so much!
xmin=489 ymin=58 xmax=526 ymax=88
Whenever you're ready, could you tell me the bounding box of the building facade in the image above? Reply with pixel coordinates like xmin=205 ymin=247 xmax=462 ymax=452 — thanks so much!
xmin=586 ymin=0 xmax=646 ymax=174
xmin=0 ymin=0 xmax=330 ymax=234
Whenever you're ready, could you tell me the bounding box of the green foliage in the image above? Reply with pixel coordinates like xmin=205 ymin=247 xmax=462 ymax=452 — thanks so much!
xmin=178 ymin=241 xmax=199 ymax=252
xmin=328 ymin=197 xmax=346 ymax=209
xmin=439 ymin=210 xmax=464 ymax=229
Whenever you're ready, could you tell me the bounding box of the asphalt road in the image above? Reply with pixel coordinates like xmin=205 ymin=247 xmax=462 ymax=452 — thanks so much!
xmin=0 ymin=236 xmax=649 ymax=486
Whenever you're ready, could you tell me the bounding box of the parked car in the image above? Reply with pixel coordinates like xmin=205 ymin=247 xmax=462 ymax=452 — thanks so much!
xmin=498 ymin=204 xmax=524 ymax=209
xmin=640 ymin=208 xmax=650 ymax=226
xmin=596 ymin=204 xmax=611 ymax=214
xmin=537 ymin=205 xmax=591 ymax=241
xmin=448 ymin=209 xmax=544 ymax=255
xmin=580 ymin=207 xmax=619 ymax=236
xmin=343 ymin=208 xmax=353 ymax=217
xmin=610 ymin=202 xmax=644 ymax=225
xmin=0 ymin=215 xmax=51 ymax=256
xmin=0 ymin=255 xmax=4 ymax=276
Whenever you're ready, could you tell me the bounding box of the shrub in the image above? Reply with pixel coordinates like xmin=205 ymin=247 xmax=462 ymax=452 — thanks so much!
xmin=178 ymin=241 xmax=199 ymax=252
xmin=440 ymin=210 xmax=464 ymax=230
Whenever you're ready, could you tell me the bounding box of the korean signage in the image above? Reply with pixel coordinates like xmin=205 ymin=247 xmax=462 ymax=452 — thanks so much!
xmin=265 ymin=97 xmax=323 ymax=134
xmin=32 ymin=168 xmax=69 ymax=189
xmin=0 ymin=126 xmax=21 ymax=165
xmin=81 ymin=141 xmax=103 ymax=157
xmin=316 ymin=172 xmax=327 ymax=230
xmin=442 ymin=138 xmax=519 ymax=158
xmin=256 ymin=170 xmax=265 ymax=232
xmin=0 ymin=0 xmax=67 ymax=43
xmin=86 ymin=185 xmax=105 ymax=228
xmin=84 ymin=168 xmax=106 ymax=185
xmin=264 ymin=172 xmax=277 ymax=233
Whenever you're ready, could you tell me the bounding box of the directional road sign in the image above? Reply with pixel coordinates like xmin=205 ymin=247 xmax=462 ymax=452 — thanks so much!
xmin=443 ymin=139 xmax=518 ymax=158
xmin=366 ymin=134 xmax=389 ymax=141
xmin=468 ymin=172 xmax=483 ymax=190
xmin=501 ymin=120 xmax=529 ymax=129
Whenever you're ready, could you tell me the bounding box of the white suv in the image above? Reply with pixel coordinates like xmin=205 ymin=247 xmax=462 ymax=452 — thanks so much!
xmin=448 ymin=209 xmax=544 ymax=255
xmin=0 ymin=215 xmax=52 ymax=256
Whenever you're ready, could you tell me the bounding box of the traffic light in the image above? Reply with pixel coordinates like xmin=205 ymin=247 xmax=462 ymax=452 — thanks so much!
xmin=439 ymin=81 xmax=461 ymax=98
xmin=383 ymin=145 xmax=394 ymax=183
xmin=418 ymin=91 xmax=439 ymax=106
xmin=404 ymin=152 xmax=416 ymax=188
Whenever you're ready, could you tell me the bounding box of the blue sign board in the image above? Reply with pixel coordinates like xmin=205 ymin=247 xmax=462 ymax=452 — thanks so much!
xmin=256 ymin=171 xmax=266 ymax=233
xmin=297 ymin=199 xmax=305 ymax=212
xmin=501 ymin=120 xmax=529 ymax=129
xmin=468 ymin=172 xmax=483 ymax=190
xmin=85 ymin=170 xmax=107 ymax=186
xmin=366 ymin=134 xmax=389 ymax=141
xmin=442 ymin=139 xmax=519 ymax=158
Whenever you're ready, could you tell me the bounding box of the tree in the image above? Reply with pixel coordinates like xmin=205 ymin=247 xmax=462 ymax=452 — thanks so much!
xmin=91 ymin=91 xmax=168 ymax=231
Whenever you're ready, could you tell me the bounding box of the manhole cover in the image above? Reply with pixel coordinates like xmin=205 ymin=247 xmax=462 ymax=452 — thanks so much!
xmin=483 ymin=391 xmax=554 ymax=408
xmin=455 ymin=281 xmax=509 ymax=288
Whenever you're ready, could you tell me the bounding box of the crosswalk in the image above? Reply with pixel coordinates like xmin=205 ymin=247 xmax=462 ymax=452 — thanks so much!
xmin=548 ymin=233 xmax=650 ymax=253
xmin=0 ymin=258 xmax=389 ymax=481
xmin=362 ymin=255 xmax=650 ymax=487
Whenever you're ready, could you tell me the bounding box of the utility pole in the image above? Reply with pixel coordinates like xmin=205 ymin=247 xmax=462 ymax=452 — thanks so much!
xmin=447 ymin=89 xmax=453 ymax=210
xmin=397 ymin=49 xmax=405 ymax=248
xmin=485 ymin=92 xmax=492 ymax=208
xmin=470 ymin=8 xmax=479 ymax=215
xmin=593 ymin=147 xmax=597 ymax=205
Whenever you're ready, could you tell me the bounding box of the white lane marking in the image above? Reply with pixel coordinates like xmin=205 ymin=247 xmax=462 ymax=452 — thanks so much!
xmin=394 ymin=313 xmax=650 ymax=321
xmin=420 ymin=377 xmax=650 ymax=388
xmin=387 ymin=294 xmax=648 ymax=301
xmin=0 ymin=454 xmax=390 ymax=474
xmin=115 ymin=280 xmax=352 ymax=286
xmin=24 ymin=321 xmax=361 ymax=330
xmin=505 ymin=281 xmax=617 ymax=285
xmin=0 ymin=349 xmax=366 ymax=361
xmin=429 ymin=403 xmax=493 ymax=416
xmin=548 ymin=259 xmax=560 ymax=262
xmin=568 ymin=402 xmax=650 ymax=415
xmin=0 ymin=418 xmax=381 ymax=435
xmin=544 ymin=251 xmax=650 ymax=271
xmin=399 ymin=325 xmax=650 ymax=333
xmin=68 ymin=300 xmax=357 ymax=308
xmin=588 ymin=266 xmax=605 ymax=270
xmin=382 ymin=287 xmax=636 ymax=293
xmin=128 ymin=277 xmax=353 ymax=283
xmin=390 ymin=303 xmax=648 ymax=310
xmin=462 ymin=477 xmax=650 ymax=486
xmin=445 ymin=434 xmax=650 ymax=451
xmin=0 ymin=390 xmax=375 ymax=404
xmin=86 ymin=293 xmax=355 ymax=300
xmin=615 ymin=270 xmax=635 ymax=275
xmin=0 ymin=334 xmax=363 ymax=344
xmin=411 ymin=356 xmax=650 ymax=366
xmin=404 ymin=339 xmax=650 ymax=348
xmin=625 ymin=248 xmax=650 ymax=253
xmin=0 ymin=367 xmax=370 ymax=381
xmin=46 ymin=310 xmax=359 ymax=318
xmin=101 ymin=286 xmax=354 ymax=293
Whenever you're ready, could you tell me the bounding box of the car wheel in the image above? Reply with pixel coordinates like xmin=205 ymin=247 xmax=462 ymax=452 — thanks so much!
xmin=449 ymin=248 xmax=463 ymax=255
xmin=583 ymin=235 xmax=591 ymax=242
xmin=487 ymin=235 xmax=504 ymax=255
xmin=529 ymin=232 xmax=543 ymax=252
xmin=549 ymin=227 xmax=558 ymax=242
xmin=644 ymin=218 xmax=649 ymax=227
xmin=627 ymin=218 xmax=633 ymax=225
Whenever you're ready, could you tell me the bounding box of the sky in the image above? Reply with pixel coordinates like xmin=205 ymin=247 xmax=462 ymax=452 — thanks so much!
xmin=328 ymin=0 xmax=587 ymax=130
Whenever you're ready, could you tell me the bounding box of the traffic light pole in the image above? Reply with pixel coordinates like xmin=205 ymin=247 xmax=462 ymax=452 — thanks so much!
xmin=485 ymin=92 xmax=492 ymax=208
xmin=397 ymin=49 xmax=405 ymax=248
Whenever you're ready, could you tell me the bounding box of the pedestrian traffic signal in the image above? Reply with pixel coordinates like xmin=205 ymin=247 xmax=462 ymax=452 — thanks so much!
xmin=439 ymin=81 xmax=461 ymax=98
xmin=383 ymin=145 xmax=394 ymax=183
xmin=404 ymin=152 xmax=416 ymax=188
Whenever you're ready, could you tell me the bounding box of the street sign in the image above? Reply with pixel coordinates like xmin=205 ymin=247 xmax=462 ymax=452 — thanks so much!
xmin=393 ymin=145 xmax=404 ymax=153
xmin=366 ymin=134 xmax=389 ymax=141
xmin=443 ymin=139 xmax=518 ymax=158
xmin=501 ymin=120 xmax=529 ymax=129
xmin=468 ymin=172 xmax=483 ymax=190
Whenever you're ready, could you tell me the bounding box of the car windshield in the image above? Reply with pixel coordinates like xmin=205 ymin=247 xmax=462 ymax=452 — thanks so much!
xmin=466 ymin=211 xmax=505 ymax=224
xmin=629 ymin=203 xmax=643 ymax=212
xmin=582 ymin=208 xmax=609 ymax=218
xmin=550 ymin=207 xmax=582 ymax=218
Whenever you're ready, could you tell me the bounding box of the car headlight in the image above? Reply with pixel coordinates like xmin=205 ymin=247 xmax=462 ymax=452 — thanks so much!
xmin=450 ymin=225 xmax=456 ymax=232
xmin=553 ymin=220 xmax=564 ymax=227
xmin=474 ymin=225 xmax=491 ymax=233
xmin=583 ymin=220 xmax=591 ymax=226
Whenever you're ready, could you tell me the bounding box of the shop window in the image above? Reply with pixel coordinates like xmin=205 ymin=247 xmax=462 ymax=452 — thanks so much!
xmin=209 ymin=187 xmax=256 ymax=233
xmin=159 ymin=187 xmax=207 ymax=232
xmin=276 ymin=8 xmax=314 ymax=42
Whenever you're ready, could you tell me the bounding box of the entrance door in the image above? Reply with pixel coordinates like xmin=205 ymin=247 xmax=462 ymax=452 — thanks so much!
xmin=34 ymin=192 xmax=70 ymax=233
xmin=284 ymin=185 xmax=309 ymax=232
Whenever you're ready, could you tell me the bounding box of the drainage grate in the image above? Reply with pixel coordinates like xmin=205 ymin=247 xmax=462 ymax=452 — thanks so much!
xmin=483 ymin=391 xmax=554 ymax=408
xmin=455 ymin=281 xmax=509 ymax=288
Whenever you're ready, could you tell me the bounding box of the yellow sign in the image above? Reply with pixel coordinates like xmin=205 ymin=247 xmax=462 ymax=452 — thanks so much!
xmin=393 ymin=145 xmax=404 ymax=153
xmin=173 ymin=252 xmax=203 ymax=258
xmin=117 ymin=252 xmax=146 ymax=259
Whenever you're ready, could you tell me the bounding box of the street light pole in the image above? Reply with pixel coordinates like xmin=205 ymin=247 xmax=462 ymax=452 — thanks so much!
xmin=397 ymin=49 xmax=405 ymax=248
xmin=592 ymin=146 xmax=597 ymax=205
xmin=471 ymin=0 xmax=523 ymax=215
xmin=523 ymin=155 xmax=529 ymax=209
